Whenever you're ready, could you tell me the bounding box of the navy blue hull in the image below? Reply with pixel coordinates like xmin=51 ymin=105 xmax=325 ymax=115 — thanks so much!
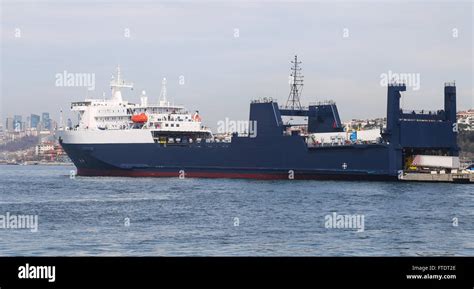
xmin=61 ymin=135 xmax=399 ymax=181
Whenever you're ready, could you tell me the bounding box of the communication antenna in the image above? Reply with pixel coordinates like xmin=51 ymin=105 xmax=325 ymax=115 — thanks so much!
xmin=159 ymin=78 xmax=169 ymax=106
xmin=286 ymin=55 xmax=304 ymax=110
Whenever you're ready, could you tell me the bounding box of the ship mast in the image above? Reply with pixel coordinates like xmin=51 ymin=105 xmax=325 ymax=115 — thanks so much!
xmin=110 ymin=66 xmax=133 ymax=103
xmin=285 ymin=55 xmax=304 ymax=110
xmin=159 ymin=77 xmax=169 ymax=106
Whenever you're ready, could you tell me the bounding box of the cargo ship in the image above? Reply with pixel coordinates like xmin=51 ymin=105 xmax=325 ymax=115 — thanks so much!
xmin=58 ymin=58 xmax=459 ymax=180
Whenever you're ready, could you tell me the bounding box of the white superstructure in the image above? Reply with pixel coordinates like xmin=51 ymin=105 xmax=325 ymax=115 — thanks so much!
xmin=60 ymin=67 xmax=212 ymax=144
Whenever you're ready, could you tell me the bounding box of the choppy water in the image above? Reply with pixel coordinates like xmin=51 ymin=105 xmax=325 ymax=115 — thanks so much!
xmin=0 ymin=165 xmax=472 ymax=256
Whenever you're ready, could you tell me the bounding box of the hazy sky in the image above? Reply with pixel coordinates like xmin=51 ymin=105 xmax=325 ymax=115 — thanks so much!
xmin=1 ymin=0 xmax=473 ymax=129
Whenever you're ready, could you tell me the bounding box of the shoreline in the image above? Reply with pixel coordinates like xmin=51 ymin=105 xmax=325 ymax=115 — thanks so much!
xmin=0 ymin=162 xmax=74 ymax=166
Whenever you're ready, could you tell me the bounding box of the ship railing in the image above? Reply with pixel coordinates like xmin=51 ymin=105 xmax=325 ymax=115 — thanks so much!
xmin=278 ymin=105 xmax=309 ymax=110
xmin=400 ymin=109 xmax=444 ymax=115
xmin=251 ymin=97 xmax=274 ymax=103
xmin=307 ymin=142 xmax=347 ymax=148
xmin=308 ymin=100 xmax=335 ymax=106
xmin=388 ymin=82 xmax=407 ymax=87
xmin=307 ymin=137 xmax=384 ymax=148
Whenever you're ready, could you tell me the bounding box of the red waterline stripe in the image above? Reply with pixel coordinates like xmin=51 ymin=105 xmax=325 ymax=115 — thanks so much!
xmin=77 ymin=168 xmax=287 ymax=179
xmin=77 ymin=168 xmax=395 ymax=181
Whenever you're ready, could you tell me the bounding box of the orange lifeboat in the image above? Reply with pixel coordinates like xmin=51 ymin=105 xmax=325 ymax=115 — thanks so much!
xmin=131 ymin=113 xmax=148 ymax=123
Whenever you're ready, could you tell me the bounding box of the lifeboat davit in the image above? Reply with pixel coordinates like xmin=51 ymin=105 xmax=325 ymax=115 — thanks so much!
xmin=131 ymin=113 xmax=148 ymax=123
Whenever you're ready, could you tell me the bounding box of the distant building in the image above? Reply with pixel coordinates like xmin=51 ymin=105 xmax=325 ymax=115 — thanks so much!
xmin=5 ymin=117 xmax=14 ymax=131
xmin=30 ymin=114 xmax=41 ymax=129
xmin=35 ymin=142 xmax=55 ymax=156
xmin=42 ymin=112 xmax=51 ymax=130
xmin=50 ymin=119 xmax=58 ymax=130
xmin=35 ymin=141 xmax=67 ymax=161
xmin=13 ymin=115 xmax=22 ymax=132
xmin=457 ymin=109 xmax=474 ymax=131
xmin=342 ymin=117 xmax=386 ymax=131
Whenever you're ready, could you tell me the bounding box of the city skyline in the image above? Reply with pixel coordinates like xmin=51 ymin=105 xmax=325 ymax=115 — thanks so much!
xmin=2 ymin=112 xmax=55 ymax=131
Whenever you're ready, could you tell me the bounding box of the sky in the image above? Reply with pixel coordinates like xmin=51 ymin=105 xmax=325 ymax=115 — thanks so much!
xmin=1 ymin=0 xmax=473 ymax=129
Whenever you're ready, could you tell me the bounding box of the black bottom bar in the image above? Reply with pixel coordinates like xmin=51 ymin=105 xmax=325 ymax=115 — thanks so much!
xmin=0 ymin=257 xmax=472 ymax=289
